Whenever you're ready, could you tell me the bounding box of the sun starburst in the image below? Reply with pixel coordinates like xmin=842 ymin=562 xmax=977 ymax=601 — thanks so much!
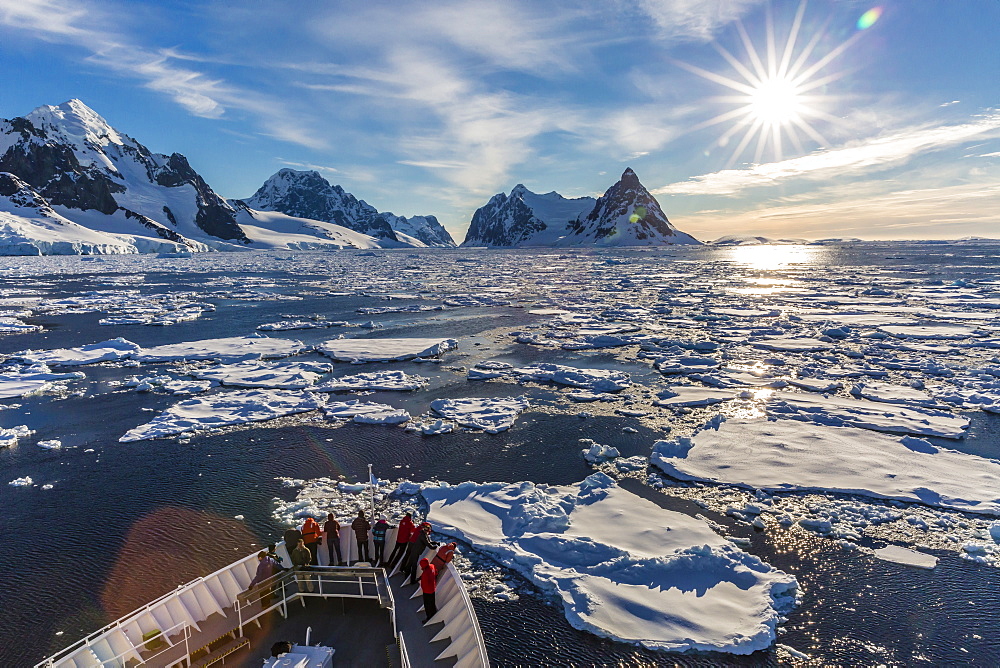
xmin=677 ymin=1 xmax=871 ymax=166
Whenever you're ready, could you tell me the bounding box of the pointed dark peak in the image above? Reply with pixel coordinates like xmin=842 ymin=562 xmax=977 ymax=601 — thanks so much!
xmin=619 ymin=167 xmax=641 ymax=188
xmin=511 ymin=183 xmax=528 ymax=196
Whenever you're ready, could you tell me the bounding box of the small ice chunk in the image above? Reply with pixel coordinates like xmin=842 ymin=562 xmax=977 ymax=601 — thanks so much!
xmin=431 ymin=396 xmax=530 ymax=433
xmin=9 ymin=476 xmax=33 ymax=486
xmin=873 ymin=545 xmax=938 ymax=569
xmin=37 ymin=440 xmax=62 ymax=449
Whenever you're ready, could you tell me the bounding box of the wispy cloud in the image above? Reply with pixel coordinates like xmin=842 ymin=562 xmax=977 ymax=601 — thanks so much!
xmin=635 ymin=0 xmax=766 ymax=41
xmin=655 ymin=113 xmax=1000 ymax=195
xmin=0 ymin=0 xmax=320 ymax=146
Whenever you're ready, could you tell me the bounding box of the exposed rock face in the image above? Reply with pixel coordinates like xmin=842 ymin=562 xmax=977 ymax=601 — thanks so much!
xmin=462 ymin=184 xmax=595 ymax=247
xmin=462 ymin=169 xmax=699 ymax=247
xmin=568 ymin=168 xmax=699 ymax=245
xmin=0 ymin=99 xmax=247 ymax=244
xmin=244 ymin=168 xmax=456 ymax=247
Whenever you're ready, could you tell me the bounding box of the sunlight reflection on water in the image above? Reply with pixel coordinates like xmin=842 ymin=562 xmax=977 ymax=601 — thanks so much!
xmin=720 ymin=244 xmax=825 ymax=270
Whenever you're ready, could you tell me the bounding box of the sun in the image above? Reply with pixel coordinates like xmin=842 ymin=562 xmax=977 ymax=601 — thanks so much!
xmin=676 ymin=1 xmax=874 ymax=166
xmin=750 ymin=76 xmax=804 ymax=125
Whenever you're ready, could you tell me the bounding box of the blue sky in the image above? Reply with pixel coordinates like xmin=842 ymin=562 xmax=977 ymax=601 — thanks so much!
xmin=2 ymin=0 xmax=998 ymax=241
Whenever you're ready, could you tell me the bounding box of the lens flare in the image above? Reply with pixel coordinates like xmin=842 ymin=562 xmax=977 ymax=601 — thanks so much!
xmin=857 ymin=7 xmax=882 ymax=30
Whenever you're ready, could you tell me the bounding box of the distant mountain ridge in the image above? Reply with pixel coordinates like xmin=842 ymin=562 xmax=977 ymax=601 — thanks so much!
xmin=0 ymin=100 xmax=452 ymax=254
xmin=241 ymin=168 xmax=456 ymax=247
xmin=462 ymin=168 xmax=699 ymax=247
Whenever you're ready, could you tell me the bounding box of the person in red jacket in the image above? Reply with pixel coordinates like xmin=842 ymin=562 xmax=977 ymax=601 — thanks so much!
xmin=430 ymin=542 xmax=456 ymax=577
xmin=419 ymin=557 xmax=437 ymax=623
xmin=301 ymin=516 xmax=322 ymax=566
xmin=386 ymin=512 xmax=414 ymax=569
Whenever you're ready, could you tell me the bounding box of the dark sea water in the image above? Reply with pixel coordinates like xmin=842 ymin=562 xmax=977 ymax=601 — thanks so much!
xmin=2 ymin=243 xmax=1000 ymax=666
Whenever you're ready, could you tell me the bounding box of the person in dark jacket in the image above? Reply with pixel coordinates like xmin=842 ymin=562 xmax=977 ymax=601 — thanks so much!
xmin=291 ymin=539 xmax=314 ymax=592
xmin=351 ymin=510 xmax=372 ymax=564
xmin=372 ymin=516 xmax=390 ymax=567
xmin=404 ymin=522 xmax=438 ymax=585
xmin=301 ymin=516 xmax=322 ymax=566
xmin=419 ymin=558 xmax=438 ymax=623
xmin=386 ymin=512 xmax=414 ymax=569
xmin=324 ymin=513 xmax=343 ymax=566
xmin=247 ymin=551 xmax=279 ymax=605
xmin=283 ymin=526 xmax=302 ymax=560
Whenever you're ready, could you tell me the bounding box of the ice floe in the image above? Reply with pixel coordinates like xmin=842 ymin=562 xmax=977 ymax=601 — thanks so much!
xmin=190 ymin=360 xmax=332 ymax=388
xmin=314 ymin=370 xmax=427 ymax=392
xmin=324 ymin=400 xmax=410 ymax=424
xmin=119 ymin=389 xmax=326 ymax=441
xmin=316 ymin=337 xmax=457 ymax=363
xmin=14 ymin=338 xmax=141 ymax=366
xmin=423 ymin=474 xmax=797 ymax=654
xmin=652 ymin=417 xmax=1000 ymax=515
xmin=873 ymin=545 xmax=938 ymax=569
xmin=0 ymin=425 xmax=33 ymax=447
xmin=0 ymin=364 xmax=84 ymax=398
xmin=513 ymin=363 xmax=631 ymax=392
xmin=430 ymin=396 xmax=530 ymax=433
xmin=136 ymin=335 xmax=308 ymax=363
xmin=766 ymin=392 xmax=969 ymax=438
xmin=8 ymin=476 xmax=33 ymax=487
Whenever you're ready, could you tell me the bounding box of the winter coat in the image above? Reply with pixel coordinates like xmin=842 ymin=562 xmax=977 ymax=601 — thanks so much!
xmin=324 ymin=518 xmax=341 ymax=542
xmin=431 ymin=542 xmax=456 ymax=571
xmin=372 ymin=520 xmax=389 ymax=542
xmin=291 ymin=545 xmax=311 ymax=569
xmin=249 ymin=556 xmax=278 ymax=588
xmin=351 ymin=516 xmax=371 ymax=540
xmin=283 ymin=528 xmax=302 ymax=551
xmin=302 ymin=517 xmax=322 ymax=545
xmin=395 ymin=516 xmax=415 ymax=544
xmin=419 ymin=558 xmax=437 ymax=593
xmin=405 ymin=528 xmax=437 ymax=563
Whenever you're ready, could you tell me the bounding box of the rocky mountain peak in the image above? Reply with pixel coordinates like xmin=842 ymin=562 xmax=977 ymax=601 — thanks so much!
xmin=619 ymin=167 xmax=641 ymax=188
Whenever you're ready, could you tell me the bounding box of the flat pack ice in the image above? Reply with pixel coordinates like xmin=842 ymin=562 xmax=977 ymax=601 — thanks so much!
xmin=316 ymin=337 xmax=457 ymax=363
xmin=430 ymin=396 xmax=530 ymax=433
xmin=119 ymin=389 xmax=326 ymax=441
xmin=136 ymin=335 xmax=308 ymax=363
xmin=424 ymin=474 xmax=797 ymax=654
xmin=652 ymin=417 xmax=1000 ymax=515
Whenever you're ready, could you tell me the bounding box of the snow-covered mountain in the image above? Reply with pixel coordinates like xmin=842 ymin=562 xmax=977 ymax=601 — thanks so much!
xmin=0 ymin=100 xmax=446 ymax=254
xmin=0 ymin=100 xmax=247 ymax=252
xmin=242 ymin=169 xmax=456 ymax=247
xmin=462 ymin=168 xmax=700 ymax=247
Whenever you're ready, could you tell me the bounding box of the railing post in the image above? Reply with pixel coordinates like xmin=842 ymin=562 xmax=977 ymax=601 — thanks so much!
xmin=281 ymin=577 xmax=288 ymax=618
xmin=237 ymin=595 xmax=243 ymax=638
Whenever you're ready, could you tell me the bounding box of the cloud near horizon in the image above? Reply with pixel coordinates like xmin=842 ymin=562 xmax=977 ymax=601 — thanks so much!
xmin=655 ymin=113 xmax=1000 ymax=196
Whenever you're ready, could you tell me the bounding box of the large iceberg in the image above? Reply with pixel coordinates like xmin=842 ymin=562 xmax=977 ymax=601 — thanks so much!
xmin=424 ymin=474 xmax=797 ymax=654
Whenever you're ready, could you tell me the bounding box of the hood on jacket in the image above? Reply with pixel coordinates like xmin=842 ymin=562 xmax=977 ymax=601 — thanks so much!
xmin=419 ymin=558 xmax=430 ymax=568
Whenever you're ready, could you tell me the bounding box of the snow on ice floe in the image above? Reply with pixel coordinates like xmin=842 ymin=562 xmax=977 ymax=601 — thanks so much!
xmin=123 ymin=375 xmax=212 ymax=394
xmin=316 ymin=337 xmax=457 ymax=363
xmin=14 ymin=338 xmax=141 ymax=366
xmin=766 ymin=392 xmax=969 ymax=439
xmin=0 ymin=425 xmax=33 ymax=447
xmin=0 ymin=364 xmax=84 ymax=399
xmin=423 ymin=474 xmax=797 ymax=654
xmin=850 ymin=382 xmax=937 ymax=406
xmin=430 ymin=396 xmax=530 ymax=433
xmin=136 ymin=335 xmax=308 ymax=363
xmin=752 ymin=338 xmax=833 ymax=352
xmin=8 ymin=476 xmax=33 ymax=487
xmin=652 ymin=417 xmax=1000 ymax=515
xmin=0 ymin=317 xmax=41 ymax=334
xmin=880 ymin=324 xmax=982 ymax=340
xmin=190 ymin=360 xmax=332 ymax=388
xmin=257 ymin=319 xmax=348 ymax=331
xmin=119 ymin=389 xmax=327 ymax=441
xmin=314 ymin=370 xmax=427 ymax=392
xmin=873 ymin=545 xmax=938 ymax=570
xmin=511 ymin=363 xmax=631 ymax=392
xmin=654 ymin=387 xmax=741 ymax=407
xmin=324 ymin=400 xmax=410 ymax=424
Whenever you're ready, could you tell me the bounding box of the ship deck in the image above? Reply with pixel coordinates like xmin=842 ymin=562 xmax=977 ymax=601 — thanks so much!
xmin=133 ymin=567 xmax=457 ymax=668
